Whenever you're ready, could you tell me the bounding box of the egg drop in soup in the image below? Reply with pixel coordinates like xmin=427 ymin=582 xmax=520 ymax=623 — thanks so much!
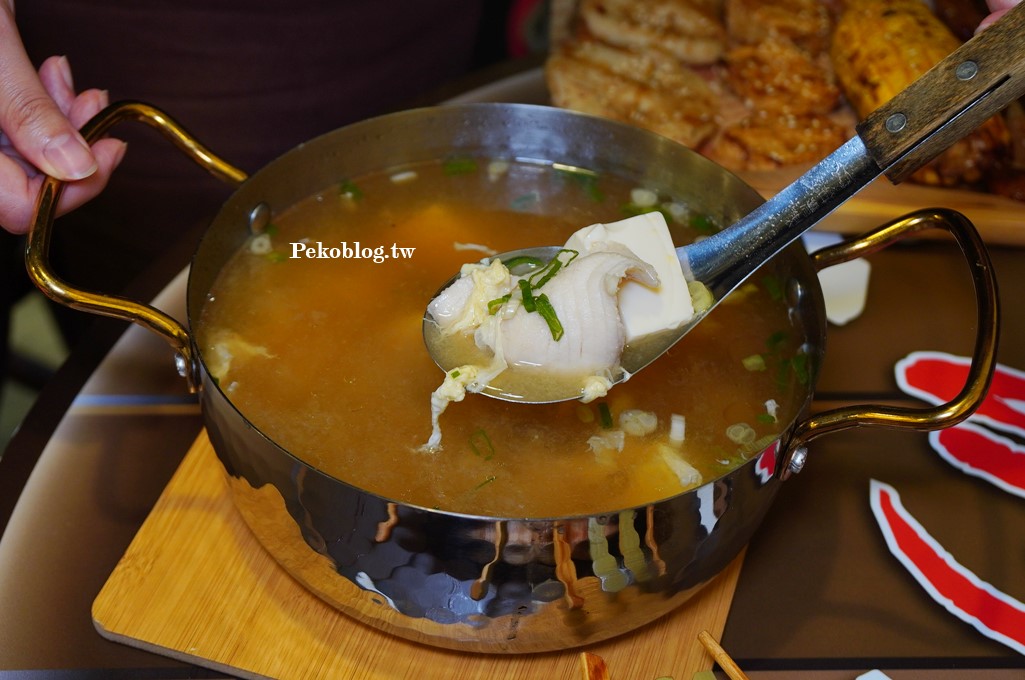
xmin=196 ymin=158 xmax=811 ymax=517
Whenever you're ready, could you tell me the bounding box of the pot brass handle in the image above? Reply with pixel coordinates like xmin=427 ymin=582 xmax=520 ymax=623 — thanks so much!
xmin=778 ymin=208 xmax=1000 ymax=480
xmin=25 ymin=100 xmax=248 ymax=391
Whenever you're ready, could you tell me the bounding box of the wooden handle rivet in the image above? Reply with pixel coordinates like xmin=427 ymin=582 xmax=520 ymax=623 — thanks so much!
xmin=885 ymin=112 xmax=908 ymax=133
xmin=956 ymin=60 xmax=979 ymax=81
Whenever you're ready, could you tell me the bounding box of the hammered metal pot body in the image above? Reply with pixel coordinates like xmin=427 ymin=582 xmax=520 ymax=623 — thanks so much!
xmin=185 ymin=104 xmax=826 ymax=652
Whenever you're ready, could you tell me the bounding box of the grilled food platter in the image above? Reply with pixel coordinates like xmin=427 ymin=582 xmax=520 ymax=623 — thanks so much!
xmin=541 ymin=0 xmax=1025 ymax=242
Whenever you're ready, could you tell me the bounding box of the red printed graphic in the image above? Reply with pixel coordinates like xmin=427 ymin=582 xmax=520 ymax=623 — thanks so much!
xmin=930 ymin=423 xmax=1025 ymax=500
xmin=754 ymin=440 xmax=778 ymax=485
xmin=870 ymin=481 xmax=1025 ymax=656
xmin=884 ymin=353 xmax=1025 ymax=654
xmin=896 ymin=352 xmax=1025 ymax=495
xmin=895 ymin=351 xmax=1025 ymax=439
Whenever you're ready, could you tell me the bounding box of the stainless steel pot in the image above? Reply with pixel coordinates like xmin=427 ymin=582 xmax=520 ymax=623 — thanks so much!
xmin=27 ymin=101 xmax=999 ymax=653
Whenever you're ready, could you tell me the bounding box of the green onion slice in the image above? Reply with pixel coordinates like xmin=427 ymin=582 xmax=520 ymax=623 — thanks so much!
xmin=339 ymin=179 xmax=363 ymax=200
xmin=473 ymin=475 xmax=497 ymax=491
xmin=762 ymin=274 xmax=784 ymax=302
xmin=502 ymin=255 xmax=545 ymax=272
xmin=443 ymin=157 xmax=478 ymax=176
xmin=689 ymin=213 xmax=717 ymax=234
xmin=534 ymin=293 xmax=563 ymax=341
xmin=528 ymin=249 xmax=578 ymax=289
xmin=487 ymin=294 xmax=511 ymax=315
xmin=598 ymin=402 xmax=613 ymax=429
xmin=518 ymin=279 xmax=537 ymax=313
xmin=766 ymin=330 xmax=788 ymax=352
xmin=791 ymin=353 xmax=810 ymax=385
xmin=469 ymin=428 xmax=495 ymax=460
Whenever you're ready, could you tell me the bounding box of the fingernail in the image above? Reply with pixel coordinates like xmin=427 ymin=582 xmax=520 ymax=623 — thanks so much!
xmin=43 ymin=133 xmax=97 ymax=180
xmin=57 ymin=55 xmax=75 ymax=90
xmin=112 ymin=139 xmax=128 ymax=165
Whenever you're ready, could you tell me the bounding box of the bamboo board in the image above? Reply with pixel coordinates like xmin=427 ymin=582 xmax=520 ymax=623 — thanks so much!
xmin=92 ymin=432 xmax=745 ymax=680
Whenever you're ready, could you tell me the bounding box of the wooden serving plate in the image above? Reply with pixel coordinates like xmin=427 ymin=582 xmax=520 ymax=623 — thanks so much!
xmin=93 ymin=432 xmax=744 ymax=679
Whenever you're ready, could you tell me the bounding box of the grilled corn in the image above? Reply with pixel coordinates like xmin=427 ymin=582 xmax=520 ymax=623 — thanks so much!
xmin=831 ymin=0 xmax=1009 ymax=186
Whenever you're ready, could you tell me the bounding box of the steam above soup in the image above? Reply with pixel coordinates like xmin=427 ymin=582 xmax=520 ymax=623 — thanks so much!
xmin=196 ymin=158 xmax=809 ymax=517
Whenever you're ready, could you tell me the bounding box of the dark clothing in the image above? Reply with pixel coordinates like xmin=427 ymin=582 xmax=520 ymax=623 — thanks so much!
xmin=15 ymin=0 xmax=489 ymax=341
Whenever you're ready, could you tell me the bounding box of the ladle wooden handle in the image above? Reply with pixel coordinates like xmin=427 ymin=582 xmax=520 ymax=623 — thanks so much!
xmin=858 ymin=0 xmax=1025 ymax=182
xmin=777 ymin=208 xmax=999 ymax=480
xmin=25 ymin=100 xmax=247 ymax=391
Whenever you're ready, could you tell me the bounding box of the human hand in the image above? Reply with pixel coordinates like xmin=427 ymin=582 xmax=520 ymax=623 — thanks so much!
xmin=0 ymin=4 xmax=125 ymax=234
xmin=978 ymin=0 xmax=1021 ymax=32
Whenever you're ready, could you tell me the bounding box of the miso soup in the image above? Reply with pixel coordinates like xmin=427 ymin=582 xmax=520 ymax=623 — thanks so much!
xmin=196 ymin=158 xmax=810 ymax=517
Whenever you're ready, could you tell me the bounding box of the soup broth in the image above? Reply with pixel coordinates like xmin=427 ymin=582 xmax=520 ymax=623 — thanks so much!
xmin=197 ymin=159 xmax=809 ymax=517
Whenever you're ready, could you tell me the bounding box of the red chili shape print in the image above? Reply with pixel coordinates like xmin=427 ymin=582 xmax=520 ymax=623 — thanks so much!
xmin=754 ymin=440 xmax=777 ymax=485
xmin=870 ymin=480 xmax=1025 ymax=655
xmin=895 ymin=351 xmax=1025 ymax=438
xmin=930 ymin=423 xmax=1025 ymax=499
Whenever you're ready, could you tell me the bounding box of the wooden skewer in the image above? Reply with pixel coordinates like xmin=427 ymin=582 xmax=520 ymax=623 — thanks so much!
xmin=698 ymin=630 xmax=751 ymax=680
xmin=576 ymin=632 xmax=747 ymax=680
xmin=579 ymin=651 xmax=611 ymax=680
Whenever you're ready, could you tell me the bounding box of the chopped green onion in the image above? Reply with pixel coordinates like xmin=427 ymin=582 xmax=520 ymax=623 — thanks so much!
xmin=762 ymin=274 xmax=784 ymax=302
xmin=791 ymin=353 xmax=810 ymax=385
xmin=598 ymin=402 xmax=614 ymax=429
xmin=776 ymin=358 xmax=792 ymax=393
xmin=502 ymin=255 xmax=545 ymax=272
xmin=487 ymin=294 xmax=511 ymax=315
xmin=264 ymin=223 xmax=279 ymax=236
xmin=766 ymin=330 xmax=788 ymax=352
xmin=756 ymin=413 xmax=777 ymax=424
xmin=339 ymin=179 xmax=363 ymax=200
xmin=726 ymin=423 xmax=757 ymax=445
xmin=688 ymin=280 xmax=714 ymax=314
xmin=554 ymin=166 xmax=604 ymax=202
xmin=689 ymin=213 xmax=718 ymax=234
xmin=531 ymin=258 xmax=563 ymax=289
xmin=265 ymin=251 xmax=287 ymax=263
xmin=473 ymin=475 xmax=497 ymax=491
xmin=518 ymin=279 xmax=537 ymax=313
xmin=534 ymin=293 xmax=563 ymax=341
xmin=469 ymin=428 xmax=495 ymax=460
xmin=450 ymin=370 xmax=461 ymax=379
xmin=510 ymin=192 xmax=539 ymax=211
xmin=528 ymin=249 xmax=578 ymax=289
xmin=742 ymin=354 xmax=767 ymax=371
xmin=443 ymin=157 xmax=477 ymax=175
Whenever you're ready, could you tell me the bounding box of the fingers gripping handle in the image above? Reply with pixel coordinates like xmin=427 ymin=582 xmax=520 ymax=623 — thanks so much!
xmin=25 ymin=101 xmax=248 ymax=391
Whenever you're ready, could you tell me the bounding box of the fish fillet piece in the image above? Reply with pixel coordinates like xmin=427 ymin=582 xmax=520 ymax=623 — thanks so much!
xmin=578 ymin=0 xmax=726 ymax=65
xmin=486 ymin=247 xmax=659 ymax=375
xmin=426 ymin=259 xmax=510 ymax=335
xmin=546 ymin=36 xmax=720 ymax=149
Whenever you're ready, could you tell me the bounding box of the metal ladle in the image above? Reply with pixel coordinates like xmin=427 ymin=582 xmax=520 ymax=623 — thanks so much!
xmin=424 ymin=2 xmax=1025 ymax=404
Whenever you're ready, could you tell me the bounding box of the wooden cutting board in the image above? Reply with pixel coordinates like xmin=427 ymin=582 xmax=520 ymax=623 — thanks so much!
xmin=92 ymin=432 xmax=745 ymax=680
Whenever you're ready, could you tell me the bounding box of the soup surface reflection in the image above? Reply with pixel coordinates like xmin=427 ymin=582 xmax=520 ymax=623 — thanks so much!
xmin=197 ymin=160 xmax=808 ymax=517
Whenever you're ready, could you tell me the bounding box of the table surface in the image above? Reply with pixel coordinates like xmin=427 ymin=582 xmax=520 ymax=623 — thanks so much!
xmin=2 ymin=68 xmax=1025 ymax=680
